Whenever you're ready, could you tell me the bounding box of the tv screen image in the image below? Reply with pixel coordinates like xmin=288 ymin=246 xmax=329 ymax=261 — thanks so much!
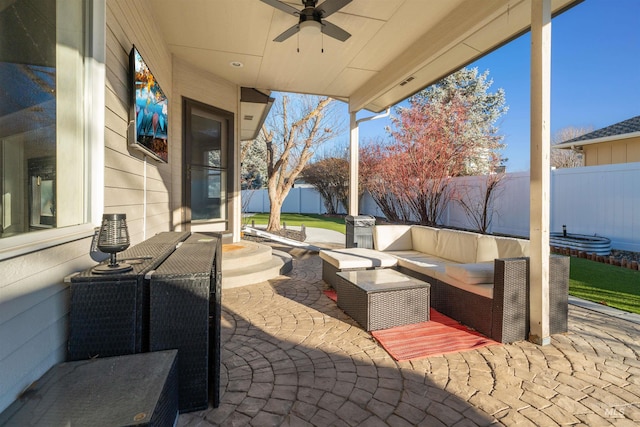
xmin=130 ymin=46 xmax=168 ymax=162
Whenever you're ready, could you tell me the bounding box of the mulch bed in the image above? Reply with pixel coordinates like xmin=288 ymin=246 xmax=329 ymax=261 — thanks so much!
xmin=242 ymin=228 xmax=306 ymax=244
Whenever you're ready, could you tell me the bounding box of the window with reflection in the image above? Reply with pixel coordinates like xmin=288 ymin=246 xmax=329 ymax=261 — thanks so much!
xmin=0 ymin=0 xmax=85 ymax=239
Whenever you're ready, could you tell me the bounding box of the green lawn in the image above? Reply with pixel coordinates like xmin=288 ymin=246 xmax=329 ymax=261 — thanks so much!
xmin=245 ymin=213 xmax=346 ymax=234
xmin=570 ymin=257 xmax=640 ymax=314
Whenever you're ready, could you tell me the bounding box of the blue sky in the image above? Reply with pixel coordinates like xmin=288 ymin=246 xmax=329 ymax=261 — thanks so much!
xmin=352 ymin=0 xmax=640 ymax=172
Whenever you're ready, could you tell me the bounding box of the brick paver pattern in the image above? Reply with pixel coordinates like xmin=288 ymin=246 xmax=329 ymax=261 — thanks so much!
xmin=178 ymin=250 xmax=640 ymax=426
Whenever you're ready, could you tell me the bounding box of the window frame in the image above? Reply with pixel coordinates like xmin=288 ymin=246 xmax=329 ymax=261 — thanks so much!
xmin=0 ymin=0 xmax=105 ymax=261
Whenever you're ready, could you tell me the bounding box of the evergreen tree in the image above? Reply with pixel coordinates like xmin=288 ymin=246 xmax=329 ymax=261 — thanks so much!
xmin=241 ymin=139 xmax=267 ymax=189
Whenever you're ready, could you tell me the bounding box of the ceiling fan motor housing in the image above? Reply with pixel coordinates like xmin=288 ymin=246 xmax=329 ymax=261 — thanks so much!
xmin=263 ymin=0 xmax=352 ymax=42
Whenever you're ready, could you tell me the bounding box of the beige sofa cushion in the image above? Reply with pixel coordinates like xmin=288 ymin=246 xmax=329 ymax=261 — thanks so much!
xmin=476 ymin=234 xmax=530 ymax=262
xmin=439 ymin=276 xmax=494 ymax=299
xmin=319 ymin=248 xmax=398 ymax=269
xmin=435 ymin=229 xmax=479 ymax=263
xmin=389 ymin=251 xmax=452 ymax=281
xmin=497 ymin=236 xmax=530 ymax=258
xmin=410 ymin=225 xmax=439 ymax=255
xmin=445 ymin=263 xmax=494 ymax=285
xmin=373 ymin=225 xmax=413 ymax=251
xmin=476 ymin=234 xmax=500 ymax=262
xmin=392 ymin=251 xmax=493 ymax=299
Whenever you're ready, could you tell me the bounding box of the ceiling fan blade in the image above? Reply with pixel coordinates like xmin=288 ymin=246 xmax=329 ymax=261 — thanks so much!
xmin=317 ymin=0 xmax=352 ymax=18
xmin=273 ymin=23 xmax=300 ymax=42
xmin=321 ymin=20 xmax=351 ymax=41
xmin=260 ymin=0 xmax=300 ymax=16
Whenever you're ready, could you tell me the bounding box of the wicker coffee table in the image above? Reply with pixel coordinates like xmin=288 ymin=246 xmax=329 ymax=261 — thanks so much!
xmin=335 ymin=269 xmax=430 ymax=331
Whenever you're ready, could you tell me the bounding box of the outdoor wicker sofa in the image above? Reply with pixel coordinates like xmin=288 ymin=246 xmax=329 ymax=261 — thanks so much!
xmin=320 ymin=225 xmax=569 ymax=343
xmin=373 ymin=225 xmax=569 ymax=343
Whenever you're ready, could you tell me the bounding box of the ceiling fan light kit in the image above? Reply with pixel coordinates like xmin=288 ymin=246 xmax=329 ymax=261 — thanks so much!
xmin=299 ymin=19 xmax=321 ymax=36
xmin=262 ymin=0 xmax=352 ymax=43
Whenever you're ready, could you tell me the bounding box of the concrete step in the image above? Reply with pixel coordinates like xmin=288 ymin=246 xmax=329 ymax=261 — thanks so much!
xmin=273 ymin=250 xmax=293 ymax=275
xmin=221 ymin=241 xmax=293 ymax=288
xmin=221 ymin=240 xmax=273 ymax=271
xmin=222 ymin=256 xmax=285 ymax=289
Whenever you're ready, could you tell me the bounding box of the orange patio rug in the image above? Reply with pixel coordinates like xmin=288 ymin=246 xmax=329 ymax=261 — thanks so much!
xmin=323 ymin=289 xmax=338 ymax=302
xmin=324 ymin=289 xmax=500 ymax=361
xmin=371 ymin=309 xmax=501 ymax=361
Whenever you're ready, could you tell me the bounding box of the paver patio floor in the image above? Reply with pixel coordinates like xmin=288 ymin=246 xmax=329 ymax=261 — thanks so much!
xmin=178 ymin=248 xmax=640 ymax=426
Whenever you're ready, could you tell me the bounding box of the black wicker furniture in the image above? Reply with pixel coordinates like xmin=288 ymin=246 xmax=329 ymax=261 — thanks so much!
xmin=149 ymin=233 xmax=221 ymax=413
xmin=335 ymin=269 xmax=430 ymax=331
xmin=0 ymin=350 xmax=179 ymax=426
xmin=400 ymin=255 xmax=569 ymax=343
xmin=368 ymin=225 xmax=570 ymax=343
xmin=67 ymin=231 xmax=223 ymax=413
xmin=68 ymin=231 xmax=190 ymax=360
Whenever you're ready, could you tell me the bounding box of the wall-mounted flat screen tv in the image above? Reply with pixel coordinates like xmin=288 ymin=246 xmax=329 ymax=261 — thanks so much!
xmin=129 ymin=45 xmax=168 ymax=162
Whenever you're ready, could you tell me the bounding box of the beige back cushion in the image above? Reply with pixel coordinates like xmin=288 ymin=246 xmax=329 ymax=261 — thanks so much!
xmin=435 ymin=229 xmax=478 ymax=263
xmin=373 ymin=225 xmax=413 ymax=251
xmin=497 ymin=236 xmax=530 ymax=258
xmin=411 ymin=226 xmax=439 ymax=254
xmin=477 ymin=234 xmax=530 ymax=261
xmin=476 ymin=234 xmax=500 ymax=263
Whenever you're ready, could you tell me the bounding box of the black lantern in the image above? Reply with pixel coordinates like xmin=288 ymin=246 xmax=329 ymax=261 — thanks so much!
xmin=92 ymin=213 xmax=133 ymax=274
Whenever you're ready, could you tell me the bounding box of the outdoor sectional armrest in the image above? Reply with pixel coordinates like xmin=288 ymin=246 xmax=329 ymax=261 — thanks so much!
xmin=491 ymin=255 xmax=569 ymax=343
xmin=491 ymin=258 xmax=529 ymax=343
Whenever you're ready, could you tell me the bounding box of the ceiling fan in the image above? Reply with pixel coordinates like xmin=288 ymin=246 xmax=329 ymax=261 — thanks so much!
xmin=261 ymin=0 xmax=352 ymax=42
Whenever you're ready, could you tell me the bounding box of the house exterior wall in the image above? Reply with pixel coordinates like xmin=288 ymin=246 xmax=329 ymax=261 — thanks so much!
xmin=583 ymin=136 xmax=640 ymax=166
xmin=171 ymin=57 xmax=240 ymax=235
xmin=0 ymin=0 xmax=104 ymax=412
xmin=107 ymin=1 xmax=240 ymax=241
xmin=0 ymin=238 xmax=93 ymax=413
xmin=1 ymin=0 xmax=241 ymax=413
xmin=105 ymin=1 xmax=174 ymax=244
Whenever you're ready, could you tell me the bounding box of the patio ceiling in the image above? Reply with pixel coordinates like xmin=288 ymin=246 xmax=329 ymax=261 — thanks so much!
xmin=149 ymin=0 xmax=581 ymax=114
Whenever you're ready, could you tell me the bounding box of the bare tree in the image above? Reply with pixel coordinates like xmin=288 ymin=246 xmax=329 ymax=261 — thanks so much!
xmin=262 ymin=94 xmax=345 ymax=231
xmin=360 ymin=67 xmax=507 ymax=226
xmin=360 ymin=139 xmax=412 ymax=223
xmin=551 ymin=126 xmax=592 ymax=168
xmin=303 ymin=157 xmax=349 ymax=215
xmin=455 ymin=173 xmax=506 ymax=234
xmin=385 ymin=93 xmax=475 ymax=225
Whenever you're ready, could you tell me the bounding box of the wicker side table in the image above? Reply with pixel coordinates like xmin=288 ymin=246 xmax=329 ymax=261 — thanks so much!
xmin=336 ymin=269 xmax=430 ymax=331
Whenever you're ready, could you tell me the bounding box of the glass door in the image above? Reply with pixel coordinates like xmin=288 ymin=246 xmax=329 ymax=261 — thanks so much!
xmin=184 ymin=99 xmax=232 ymax=232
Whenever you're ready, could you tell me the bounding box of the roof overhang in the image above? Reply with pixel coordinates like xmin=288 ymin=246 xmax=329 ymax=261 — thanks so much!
xmin=349 ymin=0 xmax=583 ymax=112
xmin=150 ymin=0 xmax=582 ymax=114
xmin=240 ymin=88 xmax=275 ymax=141
xmin=554 ymin=131 xmax=640 ymax=150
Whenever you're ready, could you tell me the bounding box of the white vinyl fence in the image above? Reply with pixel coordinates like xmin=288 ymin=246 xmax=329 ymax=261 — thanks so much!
xmin=242 ymin=162 xmax=640 ymax=252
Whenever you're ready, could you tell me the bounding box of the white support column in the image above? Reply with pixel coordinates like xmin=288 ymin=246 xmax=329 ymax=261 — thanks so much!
xmin=529 ymin=0 xmax=552 ymax=345
xmin=349 ymin=111 xmax=359 ymax=216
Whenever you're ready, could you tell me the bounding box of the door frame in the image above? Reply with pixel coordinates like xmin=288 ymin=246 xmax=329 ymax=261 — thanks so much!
xmin=182 ymin=97 xmax=235 ymax=232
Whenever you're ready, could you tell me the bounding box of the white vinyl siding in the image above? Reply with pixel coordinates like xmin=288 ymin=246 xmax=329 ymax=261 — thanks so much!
xmin=104 ymin=1 xmax=174 ymax=244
